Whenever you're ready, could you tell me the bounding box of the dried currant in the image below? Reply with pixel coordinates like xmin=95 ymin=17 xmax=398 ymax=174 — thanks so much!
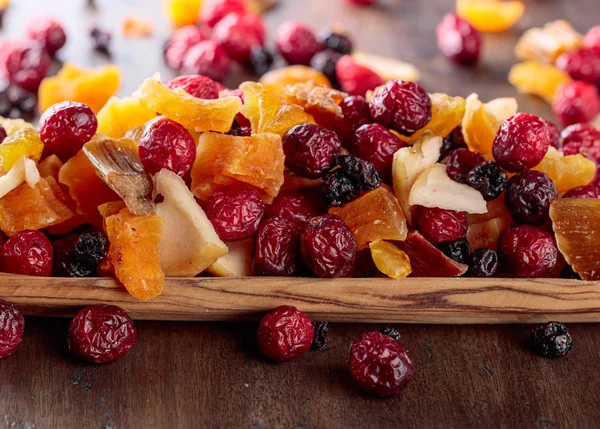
xmin=0 ymin=300 xmax=24 ymax=359
xmin=0 ymin=230 xmax=53 ymax=277
xmin=311 ymin=321 xmax=329 ymax=350
xmin=90 ymin=25 xmax=112 ymax=53
xmin=310 ymin=50 xmax=342 ymax=88
xmin=205 ymin=188 xmax=265 ymax=241
xmin=283 ymin=123 xmax=341 ymax=179
xmin=336 ymin=155 xmax=381 ymax=191
xmin=440 ymin=126 xmax=467 ymax=159
xmin=505 ymin=170 xmax=557 ymax=226
xmin=467 ymin=248 xmax=499 ymax=278
xmin=257 ymin=305 xmax=314 ymax=361
xmin=249 ymin=47 xmax=275 ymax=76
xmin=380 ymin=327 xmax=402 ymax=342
xmin=438 ymin=238 xmax=472 ymax=264
xmin=321 ymin=169 xmax=360 ymax=206
xmin=531 ymin=322 xmax=573 ymax=359
xmin=415 ymin=206 xmax=468 ymax=245
xmin=254 ymin=216 xmax=301 ymax=276
xmin=466 ymin=161 xmax=508 ymax=201
xmin=498 ymin=225 xmax=557 ymax=278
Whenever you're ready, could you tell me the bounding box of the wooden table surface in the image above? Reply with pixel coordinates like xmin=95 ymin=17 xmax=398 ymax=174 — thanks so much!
xmin=1 ymin=0 xmax=600 ymax=428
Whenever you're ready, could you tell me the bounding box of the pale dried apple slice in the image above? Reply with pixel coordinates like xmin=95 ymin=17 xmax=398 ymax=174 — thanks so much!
xmin=352 ymin=52 xmax=420 ymax=82
xmin=207 ymin=238 xmax=254 ymax=277
xmin=0 ymin=156 xmax=40 ymax=199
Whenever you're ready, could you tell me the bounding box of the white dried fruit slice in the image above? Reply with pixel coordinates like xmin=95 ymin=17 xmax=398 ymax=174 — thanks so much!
xmin=409 ymin=163 xmax=487 ymax=214
xmin=0 ymin=156 xmax=40 ymax=199
xmin=352 ymin=52 xmax=420 ymax=83
xmin=207 ymin=238 xmax=254 ymax=277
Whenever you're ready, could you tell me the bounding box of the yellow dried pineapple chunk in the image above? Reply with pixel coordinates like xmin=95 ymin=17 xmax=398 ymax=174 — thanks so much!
xmin=96 ymin=96 xmax=157 ymax=139
xmin=532 ymin=147 xmax=597 ymax=194
xmin=509 ymin=62 xmax=571 ymax=104
xmin=0 ymin=124 xmax=44 ymax=172
xmin=515 ymin=20 xmax=583 ymax=64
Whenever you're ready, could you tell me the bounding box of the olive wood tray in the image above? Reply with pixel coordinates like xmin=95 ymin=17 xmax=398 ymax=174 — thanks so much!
xmin=1 ymin=275 xmax=599 ymax=324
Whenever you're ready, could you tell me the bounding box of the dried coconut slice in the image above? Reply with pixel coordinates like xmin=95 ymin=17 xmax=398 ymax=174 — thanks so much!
xmin=515 ymin=20 xmax=583 ymax=64
xmin=352 ymin=52 xmax=420 ymax=82
xmin=207 ymin=237 xmax=254 ymax=277
xmin=0 ymin=156 xmax=40 ymax=199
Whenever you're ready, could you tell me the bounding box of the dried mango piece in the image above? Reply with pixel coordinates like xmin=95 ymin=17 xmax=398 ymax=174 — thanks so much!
xmin=260 ymin=66 xmax=331 ymax=98
xmin=509 ymin=62 xmax=571 ymax=104
xmin=0 ymin=124 xmax=44 ymax=172
xmin=96 ymin=96 xmax=156 ymax=139
xmin=457 ymin=0 xmax=524 ymax=33
xmin=369 ymin=240 xmax=412 ymax=279
xmin=532 ymin=147 xmax=596 ymax=194
xmin=284 ymin=82 xmax=347 ymax=122
xmin=515 ymin=20 xmax=582 ymax=64
xmin=164 ymin=0 xmax=203 ymax=26
xmin=121 ymin=16 xmax=154 ymax=38
xmin=38 ymin=155 xmax=63 ymax=179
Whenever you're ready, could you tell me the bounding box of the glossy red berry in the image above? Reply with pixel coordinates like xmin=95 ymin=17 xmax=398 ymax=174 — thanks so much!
xmin=552 ymin=80 xmax=600 ymax=127
xmin=213 ymin=12 xmax=265 ymax=63
xmin=561 ymin=123 xmax=600 ymax=163
xmin=351 ymin=123 xmax=405 ymax=182
xmin=39 ymin=101 xmax=98 ymax=160
xmin=0 ymin=300 xmax=24 ymax=359
xmin=0 ymin=230 xmax=53 ymax=277
xmin=442 ymin=148 xmax=485 ymax=183
xmin=492 ymin=113 xmax=550 ymax=172
xmin=563 ymin=184 xmax=600 ymax=198
xmin=204 ymin=188 xmax=265 ymax=241
xmin=556 ymin=48 xmax=600 ymax=86
xmin=349 ymin=331 xmax=414 ymax=397
xmin=542 ymin=118 xmax=562 ymax=149
xmin=254 ymin=216 xmax=301 ymax=276
xmin=68 ymin=304 xmax=137 ymax=364
xmin=181 ymin=40 xmax=232 ymax=83
xmin=25 ymin=16 xmax=67 ymax=56
xmin=300 ymin=214 xmax=357 ymax=278
xmin=165 ymin=25 xmax=210 ymax=69
xmin=335 ymin=55 xmax=382 ymax=96
xmin=436 ymin=13 xmax=481 ymax=66
xmin=275 ymin=21 xmax=322 ymax=66
xmin=257 ymin=306 xmax=314 ymax=362
xmin=415 ymin=206 xmax=468 ymax=245
xmin=4 ymin=42 xmax=51 ymax=92
xmin=584 ymin=25 xmax=600 ymax=55
xmin=166 ymin=74 xmax=218 ymax=99
xmin=505 ymin=170 xmax=557 ymax=225
xmin=283 ymin=123 xmax=341 ymax=179
xmin=498 ymin=225 xmax=557 ymax=278
xmin=264 ymin=190 xmax=324 ymax=229
xmin=201 ymin=0 xmax=247 ymax=28
xmin=139 ymin=116 xmax=196 ymax=177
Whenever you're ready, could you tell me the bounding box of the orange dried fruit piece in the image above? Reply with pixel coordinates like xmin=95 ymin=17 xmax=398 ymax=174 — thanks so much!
xmin=515 ymin=20 xmax=583 ymax=64
xmin=38 ymin=155 xmax=63 ymax=179
xmin=284 ymin=82 xmax=347 ymax=122
xmin=164 ymin=0 xmax=203 ymax=26
xmin=98 ymin=200 xmax=127 ymax=219
xmin=550 ymin=198 xmax=600 ymax=280
xmin=44 ymin=176 xmax=89 ymax=235
xmin=369 ymin=240 xmax=412 ymax=279
xmin=38 ymin=62 xmax=121 ymax=114
xmin=134 ymin=75 xmax=241 ymax=133
xmin=329 ymin=186 xmax=408 ymax=250
xmin=96 ymin=96 xmax=156 ymax=139
xmin=260 ymin=66 xmax=331 ymax=98
xmin=509 ymin=62 xmax=571 ymax=104
xmin=532 ymin=147 xmax=596 ymax=194
xmin=121 ymin=16 xmax=154 ymax=38
xmin=457 ymin=0 xmax=524 ymax=33
xmin=0 ymin=124 xmax=44 ymax=172
xmin=0 ymin=117 xmax=30 ymax=136
xmin=105 ymin=210 xmax=164 ymax=300
xmin=191 ymin=132 xmax=285 ymax=202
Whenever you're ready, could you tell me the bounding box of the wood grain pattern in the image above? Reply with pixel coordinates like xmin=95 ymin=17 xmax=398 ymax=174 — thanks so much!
xmin=3 ymin=276 xmax=600 ymax=323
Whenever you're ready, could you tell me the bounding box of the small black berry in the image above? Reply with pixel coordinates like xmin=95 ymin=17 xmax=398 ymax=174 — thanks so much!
xmin=336 ymin=155 xmax=381 ymax=191
xmin=90 ymin=25 xmax=111 ymax=53
xmin=466 ymin=161 xmax=508 ymax=201
xmin=310 ymin=50 xmax=342 ymax=88
xmin=319 ymin=30 xmax=353 ymax=55
xmin=75 ymin=232 xmax=109 ymax=267
xmin=505 ymin=170 xmax=558 ymax=226
xmin=531 ymin=322 xmax=573 ymax=359
xmin=311 ymin=321 xmax=329 ymax=350
xmin=321 ymin=169 xmax=360 ymax=206
xmin=467 ymin=248 xmax=499 ymax=277
xmin=380 ymin=327 xmax=402 ymax=342
xmin=439 ymin=126 xmax=467 ymax=159
xmin=438 ymin=238 xmax=471 ymax=264
xmin=249 ymin=47 xmax=275 ymax=76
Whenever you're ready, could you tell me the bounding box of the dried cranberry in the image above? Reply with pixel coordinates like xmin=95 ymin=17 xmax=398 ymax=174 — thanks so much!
xmin=531 ymin=322 xmax=573 ymax=359
xmin=165 ymin=25 xmax=209 ymax=69
xmin=249 ymin=47 xmax=274 ymax=76
xmin=440 ymin=126 xmax=467 ymax=158
xmin=584 ymin=26 xmax=600 ymax=54
xmin=351 ymin=124 xmax=405 ymax=182
xmin=492 ymin=113 xmax=551 ymax=172
xmin=336 ymin=155 xmax=381 ymax=191
xmin=556 ymin=48 xmax=600 ymax=86
xmin=505 ymin=170 xmax=557 ymax=225
xmin=467 ymin=248 xmax=499 ymax=278
xmin=0 ymin=124 xmax=6 ymax=142
xmin=25 ymin=16 xmax=66 ymax=56
xmin=300 ymin=214 xmax=357 ymax=278
xmin=254 ymin=216 xmax=301 ymax=276
xmin=311 ymin=321 xmax=329 ymax=350
xmin=205 ymin=188 xmax=265 ymax=241
xmin=436 ymin=13 xmax=481 ymax=66
xmin=282 ymin=123 xmax=341 ymax=179
xmin=213 ymin=12 xmax=265 ymax=63
xmin=345 ymin=0 xmax=376 ymax=5
xmin=68 ymin=304 xmax=137 ymax=363
xmin=370 ymin=80 xmax=432 ymax=136
xmin=335 ymin=55 xmax=382 ymax=96
xmin=563 ymin=184 xmax=600 ymax=198
xmin=181 ymin=40 xmax=232 ymax=83
xmin=166 ymin=74 xmax=218 ymax=99
xmin=257 ymin=306 xmax=314 ymax=362
xmin=438 ymin=238 xmax=471 ymax=264
xmin=321 ymin=169 xmax=360 ymax=206
xmin=319 ymin=30 xmax=353 ymax=55
xmin=466 ymin=161 xmax=508 ymax=201
xmin=353 ymin=249 xmax=380 ymax=278
xmin=38 ymin=101 xmax=98 ymax=160
xmin=498 ymin=225 xmax=557 ymax=278
xmin=552 ymin=80 xmax=600 ymax=127
xmin=349 ymin=331 xmax=414 ymax=397
xmin=310 ymin=50 xmax=342 ymax=88
xmin=227 ymin=113 xmax=252 ymax=136
xmin=415 ymin=206 xmax=468 ymax=245
xmin=4 ymin=42 xmax=51 ymax=92
xmin=0 ymin=300 xmax=24 ymax=359
xmin=441 ymin=148 xmax=484 ymax=184
xmin=561 ymin=123 xmax=600 ymax=163
xmin=542 ymin=118 xmax=562 ymax=150
xmin=201 ymin=0 xmax=247 ymax=28
xmin=0 ymin=230 xmax=53 ymax=276
xmin=139 ymin=116 xmax=196 ymax=177
xmin=275 ymin=21 xmax=322 ymax=66
xmin=332 ymin=95 xmax=372 ymax=144
xmin=90 ymin=25 xmax=111 ymax=53
xmin=264 ymin=190 xmax=324 ymax=228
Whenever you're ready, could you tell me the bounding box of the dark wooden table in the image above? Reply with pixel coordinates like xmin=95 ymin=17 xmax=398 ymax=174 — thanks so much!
xmin=1 ymin=0 xmax=599 ymax=428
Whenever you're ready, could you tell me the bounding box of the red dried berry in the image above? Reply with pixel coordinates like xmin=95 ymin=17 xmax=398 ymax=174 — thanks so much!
xmin=213 ymin=12 xmax=265 ymax=63
xmin=353 ymin=249 xmax=381 ymax=278
xmin=275 ymin=21 xmax=322 ymax=66
xmin=165 ymin=25 xmax=210 ymax=69
xmin=0 ymin=124 xmax=7 ymax=143
xmin=264 ymin=190 xmax=324 ymax=228
xmin=166 ymin=74 xmax=218 ymax=99
xmin=68 ymin=304 xmax=137 ymax=364
xmin=330 ymin=95 xmax=372 ymax=144
xmin=0 ymin=300 xmax=24 ymax=359
xmin=563 ymin=184 xmax=600 ymax=198
xmin=351 ymin=123 xmax=405 ymax=182
xmin=505 ymin=170 xmax=558 ymax=225
xmin=283 ymin=123 xmax=341 ymax=179
xmin=310 ymin=50 xmax=342 ymax=88
xmin=561 ymin=123 xmax=600 ymax=163
xmin=349 ymin=331 xmax=414 ymax=397
xmin=584 ymin=25 xmax=600 ymax=55
xmin=39 ymin=101 xmax=98 ymax=161
xmin=442 ymin=148 xmax=485 ymax=183
xmin=201 ymin=0 xmax=247 ymax=28
xmin=542 ymin=118 xmax=562 ymax=150
xmin=25 ymin=16 xmax=67 ymax=56
xmin=300 ymin=214 xmax=357 ymax=278
xmin=181 ymin=40 xmax=232 ymax=83
xmin=0 ymin=230 xmax=53 ymax=276
xmin=552 ymin=80 xmax=600 ymax=127
xmin=228 ymin=113 xmax=252 ymax=136
xmin=415 ymin=206 xmax=468 ymax=245
xmin=138 ymin=116 xmax=196 ymax=177
xmin=556 ymin=48 xmax=600 ymax=86
xmin=254 ymin=216 xmax=301 ymax=276
xmin=345 ymin=0 xmax=376 ymax=5
xmin=204 ymin=188 xmax=265 ymax=241
xmin=498 ymin=225 xmax=557 ymax=278
xmin=370 ymin=80 xmax=432 ymax=136
xmin=257 ymin=305 xmax=314 ymax=362
xmin=492 ymin=113 xmax=551 ymax=172
xmin=335 ymin=55 xmax=383 ymax=96
xmin=436 ymin=13 xmax=481 ymax=66
xmin=3 ymin=42 xmax=51 ymax=92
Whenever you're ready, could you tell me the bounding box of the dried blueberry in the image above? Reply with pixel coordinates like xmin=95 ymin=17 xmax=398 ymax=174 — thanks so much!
xmin=321 ymin=169 xmax=360 ymax=206
xmin=311 ymin=321 xmax=329 ymax=350
xmin=467 ymin=248 xmax=499 ymax=278
xmin=531 ymin=322 xmax=573 ymax=359
xmin=310 ymin=49 xmax=342 ymax=88
xmin=505 ymin=170 xmax=558 ymax=226
xmin=336 ymin=155 xmax=381 ymax=191
xmin=438 ymin=238 xmax=471 ymax=264
xmin=440 ymin=126 xmax=467 ymax=159
xmin=75 ymin=232 xmax=109 ymax=267
xmin=319 ymin=30 xmax=353 ymax=55
xmin=90 ymin=25 xmax=111 ymax=53
xmin=249 ymin=47 xmax=274 ymax=76
xmin=380 ymin=327 xmax=402 ymax=342
xmin=466 ymin=161 xmax=508 ymax=201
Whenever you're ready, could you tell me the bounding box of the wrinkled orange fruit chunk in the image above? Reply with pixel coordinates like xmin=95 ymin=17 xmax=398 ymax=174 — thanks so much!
xmin=260 ymin=66 xmax=331 ymax=98
xmin=38 ymin=62 xmax=121 ymax=114
xmin=38 ymin=155 xmax=63 ymax=179
xmin=134 ymin=75 xmax=241 ymax=133
xmin=44 ymin=176 xmax=88 ymax=235
xmin=284 ymin=82 xmax=347 ymax=122
xmin=191 ymin=132 xmax=285 ymax=202
xmin=105 ymin=210 xmax=164 ymax=300
xmin=509 ymin=62 xmax=571 ymax=104
xmin=164 ymin=0 xmax=203 ymax=26
xmin=457 ymin=0 xmax=524 ymax=33
xmin=369 ymin=240 xmax=412 ymax=279
xmin=0 ymin=124 xmax=44 ymax=172
xmin=532 ymin=147 xmax=596 ymax=194
xmin=329 ymin=186 xmax=408 ymax=250
xmin=96 ymin=96 xmax=156 ymax=139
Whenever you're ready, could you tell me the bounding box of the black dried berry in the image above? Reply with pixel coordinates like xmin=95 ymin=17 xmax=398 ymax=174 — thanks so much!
xmin=319 ymin=30 xmax=353 ymax=55
xmin=467 ymin=248 xmax=499 ymax=277
xmin=438 ymin=238 xmax=471 ymax=264
xmin=310 ymin=50 xmax=342 ymax=88
xmin=75 ymin=232 xmax=109 ymax=267
xmin=336 ymin=155 xmax=381 ymax=191
xmin=321 ymin=169 xmax=360 ymax=206
xmin=440 ymin=126 xmax=467 ymax=159
xmin=505 ymin=170 xmax=558 ymax=226
xmin=531 ymin=322 xmax=573 ymax=359
xmin=249 ymin=47 xmax=274 ymax=76
xmin=90 ymin=25 xmax=111 ymax=53
xmin=380 ymin=327 xmax=402 ymax=342
xmin=466 ymin=161 xmax=508 ymax=201
xmin=311 ymin=321 xmax=329 ymax=350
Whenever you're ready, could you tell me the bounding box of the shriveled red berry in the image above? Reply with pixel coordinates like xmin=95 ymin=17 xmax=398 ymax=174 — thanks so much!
xmin=505 ymin=170 xmax=558 ymax=226
xmin=300 ymin=214 xmax=357 ymax=278
xmin=556 ymin=48 xmax=600 ymax=86
xmin=283 ymin=123 xmax=341 ymax=179
xmin=254 ymin=216 xmax=301 ymax=276
xmin=275 ymin=21 xmax=322 ymax=66
xmin=498 ymin=225 xmax=557 ymax=278
xmin=349 ymin=331 xmax=414 ymax=397
xmin=201 ymin=0 xmax=247 ymax=28
xmin=492 ymin=113 xmax=550 ymax=172
xmin=204 ymin=188 xmax=265 ymax=241
xmin=563 ymin=184 xmax=600 ymax=198
xmin=542 ymin=118 xmax=562 ymax=149
xmin=441 ymin=148 xmax=485 ymax=183
xmin=552 ymin=80 xmax=600 ymax=127
xmin=165 ymin=25 xmax=210 ymax=69
xmin=257 ymin=306 xmax=314 ymax=362
xmin=335 ymin=55 xmax=382 ymax=96
xmin=181 ymin=40 xmax=232 ymax=82
xmin=68 ymin=304 xmax=137 ymax=364
xmin=351 ymin=123 xmax=405 ymax=182
xmin=370 ymin=80 xmax=432 ymax=136
xmin=3 ymin=42 xmax=51 ymax=92
xmin=0 ymin=300 xmax=24 ymax=359
xmin=561 ymin=123 xmax=600 ymax=163
xmin=166 ymin=74 xmax=218 ymax=99
xmin=0 ymin=230 xmax=53 ymax=277
xmin=213 ymin=12 xmax=265 ymax=63
xmin=25 ymin=16 xmax=67 ymax=56
xmin=415 ymin=206 xmax=468 ymax=245
xmin=345 ymin=0 xmax=376 ymax=5
xmin=436 ymin=13 xmax=481 ymax=66
xmin=330 ymin=95 xmax=372 ymax=144
xmin=227 ymin=113 xmax=252 ymax=136
xmin=264 ymin=190 xmax=324 ymax=228
xmin=0 ymin=124 xmax=7 ymax=143
xmin=584 ymin=25 xmax=600 ymax=55
xmin=39 ymin=101 xmax=98 ymax=160
xmin=138 ymin=116 xmax=196 ymax=177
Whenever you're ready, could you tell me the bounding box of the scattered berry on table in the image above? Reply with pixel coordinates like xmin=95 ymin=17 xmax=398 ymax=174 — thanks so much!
xmin=0 ymin=230 xmax=53 ymax=277
xmin=310 ymin=50 xmax=342 ymax=88
xmin=335 ymin=55 xmax=382 ymax=96
xmin=166 ymin=75 xmax=219 ymax=99
xmin=351 ymin=123 xmax=405 ymax=182
xmin=467 ymin=248 xmax=499 ymax=278
xmin=25 ymin=16 xmax=66 ymax=56
xmin=436 ymin=13 xmax=481 ymax=66
xmin=438 ymin=238 xmax=472 ymax=264
xmin=164 ymin=25 xmax=209 ymax=69
xmin=552 ymin=80 xmax=600 ymax=127
xmin=249 ymin=47 xmax=275 ymax=76
xmin=180 ymin=40 xmax=232 ymax=83
xmin=466 ymin=161 xmax=508 ymax=201
xmin=319 ymin=30 xmax=353 ymax=55
xmin=380 ymin=327 xmax=402 ymax=342
xmin=0 ymin=300 xmax=24 ymax=359
xmin=311 ymin=321 xmax=329 ymax=350
xmin=321 ymin=169 xmax=360 ymax=206
xmin=505 ymin=170 xmax=558 ymax=226
xmin=556 ymin=48 xmax=600 ymax=86
xmin=282 ymin=123 xmax=341 ymax=179
xmin=415 ymin=206 xmax=469 ymax=245
xmin=563 ymin=184 xmax=600 ymax=198
xmin=442 ymin=148 xmax=485 ymax=184
xmin=336 ymin=155 xmax=381 ymax=191
xmin=254 ymin=216 xmax=301 ymax=276
xmin=201 ymin=0 xmax=247 ymax=28
xmin=90 ymin=25 xmax=112 ymax=54
xmin=213 ymin=12 xmax=265 ymax=63
xmin=561 ymin=122 xmax=600 ymax=163
xmin=257 ymin=305 xmax=314 ymax=362
xmin=498 ymin=225 xmax=558 ymax=278
xmin=440 ymin=126 xmax=467 ymax=159
xmin=3 ymin=41 xmax=51 ymax=92
xmin=275 ymin=21 xmax=322 ymax=66
xmin=531 ymin=322 xmax=573 ymax=359
xmin=204 ymin=188 xmax=265 ymax=241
